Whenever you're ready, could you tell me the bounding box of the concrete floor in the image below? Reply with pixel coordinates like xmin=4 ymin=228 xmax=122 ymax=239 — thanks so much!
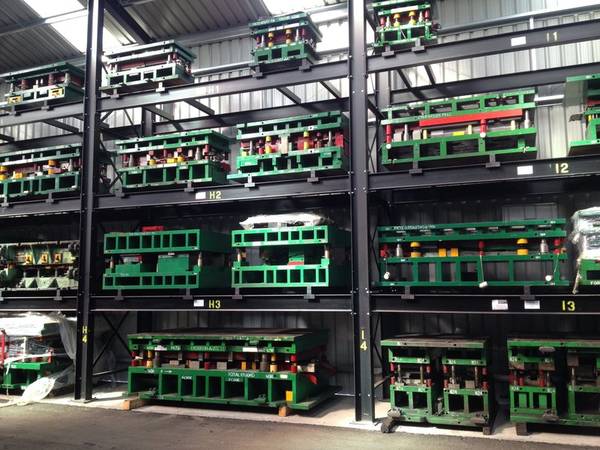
xmin=0 ymin=403 xmax=597 ymax=450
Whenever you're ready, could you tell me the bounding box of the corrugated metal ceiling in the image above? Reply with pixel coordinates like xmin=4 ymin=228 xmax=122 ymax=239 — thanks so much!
xmin=121 ymin=0 xmax=271 ymax=40
xmin=0 ymin=0 xmax=82 ymax=73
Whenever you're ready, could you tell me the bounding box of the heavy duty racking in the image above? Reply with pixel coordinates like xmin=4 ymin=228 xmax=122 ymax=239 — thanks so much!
xmin=1 ymin=0 xmax=600 ymax=429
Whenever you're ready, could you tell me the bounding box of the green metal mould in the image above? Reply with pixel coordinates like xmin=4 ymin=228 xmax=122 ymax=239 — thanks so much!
xmin=381 ymin=89 xmax=536 ymax=123
xmin=103 ymin=258 xmax=229 ymax=290
xmin=103 ymin=229 xmax=229 ymax=290
xmin=102 ymin=40 xmax=195 ymax=92
xmin=231 ymin=258 xmax=347 ymax=288
xmin=509 ymin=385 xmax=558 ymax=421
xmin=380 ymin=89 xmax=537 ymax=167
xmin=115 ymin=129 xmax=230 ymax=153
xmin=231 ymin=225 xmax=349 ymax=248
xmin=1 ymin=360 xmax=68 ymax=390
xmin=128 ymin=366 xmax=335 ymax=411
xmin=378 ymin=219 xmax=566 ymax=243
xmin=104 ymin=229 xmax=229 ymax=254
xmin=389 ymin=384 xmax=438 ymax=422
xmin=0 ymin=240 xmax=78 ymax=290
xmin=1 ymin=172 xmax=79 ymax=200
xmin=377 ymin=253 xmax=568 ymax=288
xmin=577 ymin=259 xmax=600 ymax=286
xmin=118 ymin=159 xmax=227 ymax=189
xmin=372 ymin=1 xmax=436 ymax=52
xmin=249 ymin=12 xmax=322 ymax=69
xmin=0 ymin=143 xmax=81 ymax=166
xmin=381 ymin=128 xmax=537 ymax=167
xmin=0 ymin=62 xmax=84 ymax=111
xmin=565 ymin=74 xmax=600 ymax=156
xmin=128 ymin=329 xmax=328 ymax=355
xmin=237 ymin=111 xmax=344 ymax=138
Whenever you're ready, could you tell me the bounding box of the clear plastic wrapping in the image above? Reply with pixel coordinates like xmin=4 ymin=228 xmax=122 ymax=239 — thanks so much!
xmin=571 ymin=207 xmax=600 ymax=260
xmin=240 ymin=213 xmax=327 ymax=230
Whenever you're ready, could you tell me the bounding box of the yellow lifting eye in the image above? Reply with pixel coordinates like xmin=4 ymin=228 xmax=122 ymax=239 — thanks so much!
xmin=410 ymin=241 xmax=421 ymax=248
xmin=517 ymin=238 xmax=528 ymax=245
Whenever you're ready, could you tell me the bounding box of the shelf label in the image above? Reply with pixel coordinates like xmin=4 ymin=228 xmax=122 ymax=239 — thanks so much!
xmin=195 ymin=190 xmax=222 ymax=200
xmin=511 ymin=36 xmax=527 ymax=47
xmin=561 ymin=300 xmax=576 ymax=312
xmin=524 ymin=300 xmax=541 ymax=310
xmin=517 ymin=165 xmax=533 ymax=176
xmin=491 ymin=299 xmax=508 ymax=311
xmin=193 ymin=299 xmax=205 ymax=307
xmin=242 ymin=347 xmax=258 ymax=353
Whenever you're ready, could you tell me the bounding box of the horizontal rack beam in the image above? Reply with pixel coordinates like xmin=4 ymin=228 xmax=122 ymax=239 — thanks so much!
xmin=369 ymin=154 xmax=600 ymax=193
xmin=369 ymin=18 xmax=600 ymax=73
xmin=91 ymin=294 xmax=352 ymax=312
xmin=96 ymin=176 xmax=349 ymax=211
xmin=0 ymin=295 xmax=76 ymax=311
xmin=372 ymin=294 xmax=600 ymax=314
xmin=0 ymin=197 xmax=80 ymax=219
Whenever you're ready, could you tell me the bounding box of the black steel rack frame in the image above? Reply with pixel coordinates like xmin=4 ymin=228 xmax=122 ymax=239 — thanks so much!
xmin=1 ymin=0 xmax=600 ymax=423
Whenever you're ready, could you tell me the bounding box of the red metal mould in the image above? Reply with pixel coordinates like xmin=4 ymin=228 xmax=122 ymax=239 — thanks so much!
xmin=419 ymin=109 xmax=523 ymax=128
xmin=478 ymin=241 xmax=485 ymax=256
xmin=426 ymin=379 xmax=432 ymax=387
xmin=291 ymin=363 xmax=298 ymax=373
xmin=203 ymin=362 xmax=211 ymax=370
xmin=518 ymin=376 xmax=525 ymax=386
xmin=442 ymin=364 xmax=448 ymax=374
xmin=335 ymin=132 xmax=344 ymax=148
xmin=538 ymin=371 xmax=545 ymax=387
xmin=290 ymin=354 xmax=297 ymax=362
xmin=390 ymin=363 xmax=395 ymax=372
xmin=443 ymin=379 xmax=448 ymax=388
xmin=380 ymin=244 xmax=389 ymax=258
xmin=482 ymin=367 xmax=488 ymax=376
xmin=482 ymin=381 xmax=489 ymax=390
xmin=0 ymin=330 xmax=6 ymax=367
xmin=141 ymin=226 xmax=164 ymax=232
xmin=587 ymin=99 xmax=600 ymax=106
xmin=305 ymin=373 xmax=319 ymax=385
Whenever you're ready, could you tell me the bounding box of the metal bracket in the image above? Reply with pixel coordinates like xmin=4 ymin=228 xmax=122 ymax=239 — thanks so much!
xmin=307 ymin=169 xmax=320 ymax=183
xmin=411 ymin=38 xmax=426 ymax=53
xmin=232 ymin=287 xmax=243 ymax=301
xmin=115 ymin=289 xmax=124 ymax=302
xmin=45 ymin=192 xmax=56 ymax=204
xmin=53 ymin=289 xmax=63 ymax=302
xmin=304 ymin=286 xmax=316 ymax=301
xmin=183 ymin=181 xmax=195 ymax=193
xmin=520 ymin=285 xmax=535 ymax=301
xmin=409 ymin=161 xmax=423 ymax=175
xmin=182 ymin=288 xmax=192 ymax=301
xmin=244 ymin=175 xmax=256 ymax=189
xmin=485 ymin=153 xmax=501 ymax=169
xmin=400 ymin=286 xmax=414 ymax=300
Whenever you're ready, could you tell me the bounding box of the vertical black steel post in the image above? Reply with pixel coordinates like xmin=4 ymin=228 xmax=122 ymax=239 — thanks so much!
xmin=75 ymin=0 xmax=104 ymax=401
xmin=348 ymin=0 xmax=374 ymax=421
xmin=141 ymin=108 xmax=154 ymax=136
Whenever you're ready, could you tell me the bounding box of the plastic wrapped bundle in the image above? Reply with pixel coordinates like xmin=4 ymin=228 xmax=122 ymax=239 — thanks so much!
xmin=571 ymin=208 xmax=600 ymax=292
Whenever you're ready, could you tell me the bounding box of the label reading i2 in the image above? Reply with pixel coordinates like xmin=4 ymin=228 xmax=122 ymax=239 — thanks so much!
xmin=554 ymin=162 xmax=569 ymax=174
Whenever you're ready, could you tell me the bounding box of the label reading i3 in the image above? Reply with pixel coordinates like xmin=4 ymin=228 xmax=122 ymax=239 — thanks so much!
xmin=561 ymin=300 xmax=576 ymax=312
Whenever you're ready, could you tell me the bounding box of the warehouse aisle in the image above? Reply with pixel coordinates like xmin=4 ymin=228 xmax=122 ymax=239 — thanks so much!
xmin=0 ymin=403 xmax=596 ymax=450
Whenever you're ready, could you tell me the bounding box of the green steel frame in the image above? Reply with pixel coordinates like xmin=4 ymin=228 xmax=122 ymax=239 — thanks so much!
xmin=380 ymin=89 xmax=537 ymax=168
xmin=1 ymin=359 xmax=69 ymax=390
xmin=566 ymin=73 xmax=600 ymax=155
xmin=376 ymin=219 xmax=568 ymax=288
xmin=101 ymin=40 xmax=195 ymax=94
xmin=0 ymin=62 xmax=84 ymax=112
xmin=0 ymin=240 xmax=78 ymax=290
xmin=112 ymin=129 xmax=230 ymax=191
xmin=0 ymin=143 xmax=81 ymax=201
xmin=103 ymin=229 xmax=229 ymax=291
xmin=231 ymin=224 xmax=350 ymax=290
xmin=372 ymin=0 xmax=437 ymax=53
xmin=228 ymin=111 xmax=348 ymax=183
xmin=127 ymin=329 xmax=336 ymax=412
xmin=380 ymin=337 xmax=492 ymax=433
xmin=508 ymin=338 xmax=600 ymax=433
xmin=249 ymin=12 xmax=322 ymax=72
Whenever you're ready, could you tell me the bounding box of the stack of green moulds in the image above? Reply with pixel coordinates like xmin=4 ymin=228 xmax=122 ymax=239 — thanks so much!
xmin=380 ymin=89 xmax=537 ymax=169
xmin=380 ymin=336 xmax=492 ymax=434
xmin=127 ymin=329 xmax=337 ymax=414
xmin=565 ymin=73 xmax=600 ymax=155
xmin=376 ymin=219 xmax=568 ymax=289
xmin=372 ymin=0 xmax=437 ymax=54
xmin=231 ymin=224 xmax=350 ymax=291
xmin=112 ymin=130 xmax=230 ymax=191
xmin=249 ymin=12 xmax=321 ymax=71
xmin=0 ymin=143 xmax=81 ymax=202
xmin=508 ymin=338 xmax=600 ymax=435
xmin=102 ymin=228 xmax=229 ymax=291
xmin=0 ymin=62 xmax=84 ymax=111
xmin=228 ymin=111 xmax=347 ymax=184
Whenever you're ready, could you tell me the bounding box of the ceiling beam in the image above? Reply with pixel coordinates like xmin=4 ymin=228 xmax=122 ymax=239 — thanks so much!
xmin=321 ymin=80 xmax=342 ymax=99
xmin=105 ymin=0 xmax=153 ymax=44
xmin=277 ymin=87 xmax=302 ymax=105
xmin=0 ymin=133 xmax=14 ymax=142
